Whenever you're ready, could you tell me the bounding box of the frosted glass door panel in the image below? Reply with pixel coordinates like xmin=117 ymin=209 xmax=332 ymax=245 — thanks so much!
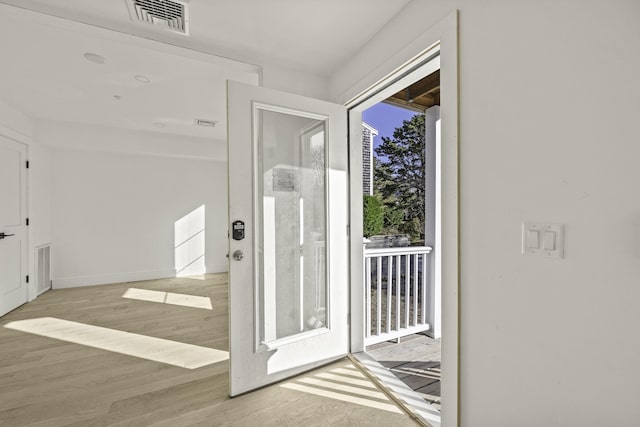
xmin=257 ymin=108 xmax=328 ymax=345
xmin=228 ymin=80 xmax=347 ymax=396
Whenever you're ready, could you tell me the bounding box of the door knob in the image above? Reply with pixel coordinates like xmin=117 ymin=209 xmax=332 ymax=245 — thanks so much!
xmin=0 ymin=232 xmax=15 ymax=240
xmin=232 ymin=250 xmax=244 ymax=261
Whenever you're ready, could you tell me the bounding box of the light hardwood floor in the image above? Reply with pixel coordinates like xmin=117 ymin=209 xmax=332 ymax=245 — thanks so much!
xmin=0 ymin=274 xmax=416 ymax=426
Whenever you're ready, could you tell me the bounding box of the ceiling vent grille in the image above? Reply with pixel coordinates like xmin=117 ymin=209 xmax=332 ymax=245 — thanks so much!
xmin=127 ymin=0 xmax=189 ymax=35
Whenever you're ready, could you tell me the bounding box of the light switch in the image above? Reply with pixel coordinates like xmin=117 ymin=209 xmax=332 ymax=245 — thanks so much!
xmin=543 ymin=231 xmax=556 ymax=250
xmin=522 ymin=222 xmax=565 ymax=258
xmin=527 ymin=230 xmax=540 ymax=249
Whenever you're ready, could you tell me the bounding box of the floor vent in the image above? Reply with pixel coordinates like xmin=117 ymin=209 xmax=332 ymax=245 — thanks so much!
xmin=127 ymin=0 xmax=189 ymax=35
xmin=36 ymin=245 xmax=51 ymax=295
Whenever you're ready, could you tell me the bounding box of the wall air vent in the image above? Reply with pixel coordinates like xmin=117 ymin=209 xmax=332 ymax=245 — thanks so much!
xmin=36 ymin=244 xmax=51 ymax=295
xmin=127 ymin=0 xmax=190 ymax=35
xmin=194 ymin=119 xmax=217 ymax=128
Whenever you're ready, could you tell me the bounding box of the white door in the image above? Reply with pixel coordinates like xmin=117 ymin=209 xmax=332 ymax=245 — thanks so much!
xmin=227 ymin=81 xmax=349 ymax=396
xmin=0 ymin=136 xmax=28 ymax=317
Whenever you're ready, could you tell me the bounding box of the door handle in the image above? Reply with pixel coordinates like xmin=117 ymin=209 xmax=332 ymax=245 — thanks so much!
xmin=232 ymin=250 xmax=244 ymax=261
xmin=0 ymin=232 xmax=15 ymax=240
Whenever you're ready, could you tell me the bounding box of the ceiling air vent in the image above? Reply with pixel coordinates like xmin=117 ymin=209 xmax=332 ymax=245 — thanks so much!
xmin=127 ymin=0 xmax=190 ymax=35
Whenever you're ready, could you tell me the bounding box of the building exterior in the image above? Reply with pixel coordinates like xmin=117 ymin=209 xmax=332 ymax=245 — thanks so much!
xmin=362 ymin=122 xmax=378 ymax=196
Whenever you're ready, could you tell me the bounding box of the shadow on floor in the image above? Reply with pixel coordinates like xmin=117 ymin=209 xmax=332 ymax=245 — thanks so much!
xmin=366 ymin=333 xmax=441 ymax=409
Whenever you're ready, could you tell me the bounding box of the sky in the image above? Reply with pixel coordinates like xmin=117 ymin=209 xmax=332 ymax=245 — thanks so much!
xmin=362 ymin=102 xmax=419 ymax=150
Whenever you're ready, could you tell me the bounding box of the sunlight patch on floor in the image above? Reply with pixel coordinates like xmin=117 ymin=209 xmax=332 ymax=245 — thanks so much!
xmin=315 ymin=372 xmax=377 ymax=389
xmin=280 ymin=364 xmax=402 ymax=414
xmin=4 ymin=317 xmax=227 ymax=369
xmin=122 ymin=288 xmax=213 ymax=310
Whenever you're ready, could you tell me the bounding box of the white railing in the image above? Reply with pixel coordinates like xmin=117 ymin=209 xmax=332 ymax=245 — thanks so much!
xmin=363 ymin=246 xmax=433 ymax=346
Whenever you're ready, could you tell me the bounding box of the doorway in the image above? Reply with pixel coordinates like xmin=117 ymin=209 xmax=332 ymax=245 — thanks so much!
xmin=224 ymin=14 xmax=458 ymax=426
xmin=346 ymin=36 xmax=457 ymax=425
xmin=361 ymin=67 xmax=442 ymax=411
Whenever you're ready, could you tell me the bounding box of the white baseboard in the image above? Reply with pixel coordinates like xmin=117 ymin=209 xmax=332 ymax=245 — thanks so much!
xmin=52 ymin=269 xmax=177 ymax=289
xmin=52 ymin=263 xmax=229 ymax=289
xmin=207 ymin=263 xmax=229 ymax=274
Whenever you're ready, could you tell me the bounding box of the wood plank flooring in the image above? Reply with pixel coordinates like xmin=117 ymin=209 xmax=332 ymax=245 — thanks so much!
xmin=0 ymin=274 xmax=416 ymax=426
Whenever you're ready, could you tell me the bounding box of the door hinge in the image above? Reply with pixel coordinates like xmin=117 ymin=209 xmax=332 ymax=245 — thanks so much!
xmin=347 ymin=224 xmax=350 ymax=236
xmin=26 ymin=275 xmax=29 ymax=283
xmin=26 ymin=160 xmax=30 ymax=169
xmin=347 ymin=313 xmax=351 ymax=326
xmin=26 ymin=218 xmax=29 ymax=226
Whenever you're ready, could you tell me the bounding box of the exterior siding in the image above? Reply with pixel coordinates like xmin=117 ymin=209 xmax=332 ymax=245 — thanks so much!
xmin=362 ymin=123 xmax=377 ymax=196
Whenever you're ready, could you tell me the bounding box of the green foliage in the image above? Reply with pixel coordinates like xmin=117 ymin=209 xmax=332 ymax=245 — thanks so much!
xmin=399 ymin=216 xmax=422 ymax=240
xmin=383 ymin=205 xmax=404 ymax=234
xmin=363 ymin=194 xmax=384 ymax=237
xmin=374 ymin=114 xmax=425 ymax=241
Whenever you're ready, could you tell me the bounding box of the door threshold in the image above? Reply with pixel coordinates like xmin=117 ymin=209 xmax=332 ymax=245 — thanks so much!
xmin=349 ymin=352 xmax=441 ymax=427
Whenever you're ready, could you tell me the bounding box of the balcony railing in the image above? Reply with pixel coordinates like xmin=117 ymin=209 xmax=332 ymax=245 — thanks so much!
xmin=363 ymin=246 xmax=433 ymax=346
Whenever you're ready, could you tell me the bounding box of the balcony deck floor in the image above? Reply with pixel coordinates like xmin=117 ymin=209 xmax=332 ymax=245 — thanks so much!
xmin=367 ymin=334 xmax=441 ymax=410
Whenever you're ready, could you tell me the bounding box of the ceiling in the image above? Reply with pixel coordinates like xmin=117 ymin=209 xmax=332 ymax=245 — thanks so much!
xmin=0 ymin=0 xmax=412 ymax=140
xmin=386 ymin=70 xmax=440 ymax=112
xmin=0 ymin=0 xmax=411 ymax=76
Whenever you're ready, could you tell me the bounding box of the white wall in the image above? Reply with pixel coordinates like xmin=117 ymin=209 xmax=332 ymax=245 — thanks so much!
xmin=28 ymin=141 xmax=53 ymax=296
xmin=36 ymin=120 xmax=227 ymax=161
xmin=0 ymin=99 xmax=33 ymax=141
xmin=12 ymin=61 xmax=323 ymax=291
xmin=37 ymin=121 xmax=228 ymax=287
xmin=332 ymin=1 xmax=640 ymax=425
xmin=262 ymin=63 xmax=330 ymax=100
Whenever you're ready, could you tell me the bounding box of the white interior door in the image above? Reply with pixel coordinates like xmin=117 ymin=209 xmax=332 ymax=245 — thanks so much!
xmin=227 ymin=81 xmax=349 ymax=396
xmin=0 ymin=136 xmax=28 ymax=317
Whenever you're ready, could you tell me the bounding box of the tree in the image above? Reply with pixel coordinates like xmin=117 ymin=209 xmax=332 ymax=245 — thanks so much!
xmin=374 ymin=114 xmax=425 ymax=240
xmin=363 ymin=194 xmax=384 ymax=237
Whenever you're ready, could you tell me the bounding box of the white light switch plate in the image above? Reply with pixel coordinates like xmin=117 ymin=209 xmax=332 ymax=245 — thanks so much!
xmin=522 ymin=222 xmax=565 ymax=258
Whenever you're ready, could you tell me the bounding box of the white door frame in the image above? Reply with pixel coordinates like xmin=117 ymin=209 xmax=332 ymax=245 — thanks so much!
xmin=343 ymin=11 xmax=459 ymax=427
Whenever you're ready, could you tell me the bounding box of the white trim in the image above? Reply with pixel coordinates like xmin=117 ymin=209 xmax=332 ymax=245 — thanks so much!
xmin=343 ymin=42 xmax=441 ymax=109
xmin=344 ymin=10 xmax=459 ymax=427
xmin=349 ymin=56 xmax=440 ymax=113
xmin=253 ymin=102 xmax=329 ymax=121
xmin=258 ymin=327 xmax=331 ymax=351
xmin=47 ymin=141 xmax=227 ymax=162
xmin=52 ymin=264 xmax=227 ymax=289
xmin=0 ymin=124 xmax=32 ymax=145
xmin=362 ymin=122 xmax=379 ymax=135
xmin=436 ymin=14 xmax=459 ymax=427
xmin=52 ymin=269 xmax=177 ymax=288
xmin=364 ymin=246 xmax=432 ymax=257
